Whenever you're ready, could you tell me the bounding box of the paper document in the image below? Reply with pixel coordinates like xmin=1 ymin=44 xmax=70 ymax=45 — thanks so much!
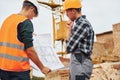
xmin=30 ymin=34 xmax=64 ymax=77
xmin=32 ymin=46 xmax=64 ymax=70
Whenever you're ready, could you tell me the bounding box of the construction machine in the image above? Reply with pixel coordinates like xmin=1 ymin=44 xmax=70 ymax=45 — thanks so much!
xmin=37 ymin=0 xmax=67 ymax=56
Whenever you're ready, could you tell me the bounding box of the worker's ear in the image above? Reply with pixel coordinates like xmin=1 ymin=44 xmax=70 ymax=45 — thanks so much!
xmin=30 ymin=6 xmax=34 ymax=11
xmin=28 ymin=6 xmax=33 ymax=11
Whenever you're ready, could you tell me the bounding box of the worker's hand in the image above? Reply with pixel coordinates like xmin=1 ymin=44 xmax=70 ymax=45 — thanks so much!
xmin=66 ymin=20 xmax=73 ymax=40
xmin=41 ymin=66 xmax=51 ymax=75
xmin=66 ymin=20 xmax=73 ymax=29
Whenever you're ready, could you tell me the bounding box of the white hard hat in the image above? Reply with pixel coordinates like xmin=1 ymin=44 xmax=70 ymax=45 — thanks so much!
xmin=23 ymin=0 xmax=39 ymax=16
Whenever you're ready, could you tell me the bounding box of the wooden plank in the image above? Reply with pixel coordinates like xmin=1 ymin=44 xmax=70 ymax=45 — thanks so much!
xmin=45 ymin=62 xmax=120 ymax=80
xmin=45 ymin=69 xmax=69 ymax=80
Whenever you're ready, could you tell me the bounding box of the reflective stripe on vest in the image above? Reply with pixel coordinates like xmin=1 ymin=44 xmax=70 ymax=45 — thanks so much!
xmin=0 ymin=53 xmax=29 ymax=62
xmin=0 ymin=42 xmax=24 ymax=50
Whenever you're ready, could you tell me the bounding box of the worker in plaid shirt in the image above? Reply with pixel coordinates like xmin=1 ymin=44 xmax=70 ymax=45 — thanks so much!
xmin=63 ymin=0 xmax=94 ymax=80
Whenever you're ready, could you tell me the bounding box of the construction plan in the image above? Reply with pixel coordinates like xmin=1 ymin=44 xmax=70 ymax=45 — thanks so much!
xmin=30 ymin=34 xmax=64 ymax=76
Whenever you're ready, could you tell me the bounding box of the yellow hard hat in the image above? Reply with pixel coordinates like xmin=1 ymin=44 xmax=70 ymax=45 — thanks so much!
xmin=63 ymin=0 xmax=82 ymax=10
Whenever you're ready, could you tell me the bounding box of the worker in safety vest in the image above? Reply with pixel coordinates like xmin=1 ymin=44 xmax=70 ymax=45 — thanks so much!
xmin=0 ymin=0 xmax=51 ymax=80
xmin=63 ymin=0 xmax=94 ymax=80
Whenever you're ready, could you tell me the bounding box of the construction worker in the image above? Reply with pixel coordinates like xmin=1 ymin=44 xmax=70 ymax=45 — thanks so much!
xmin=0 ymin=0 xmax=51 ymax=80
xmin=63 ymin=0 xmax=94 ymax=80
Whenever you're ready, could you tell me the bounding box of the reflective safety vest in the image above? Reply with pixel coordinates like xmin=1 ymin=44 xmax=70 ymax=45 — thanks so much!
xmin=0 ymin=14 xmax=30 ymax=71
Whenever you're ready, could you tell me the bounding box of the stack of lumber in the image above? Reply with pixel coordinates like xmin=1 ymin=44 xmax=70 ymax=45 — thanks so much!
xmin=45 ymin=62 xmax=120 ymax=80
xmin=45 ymin=69 xmax=69 ymax=80
xmin=91 ymin=62 xmax=120 ymax=80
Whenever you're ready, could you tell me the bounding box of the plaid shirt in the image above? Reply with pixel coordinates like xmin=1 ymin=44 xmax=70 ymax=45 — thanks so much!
xmin=66 ymin=15 xmax=94 ymax=55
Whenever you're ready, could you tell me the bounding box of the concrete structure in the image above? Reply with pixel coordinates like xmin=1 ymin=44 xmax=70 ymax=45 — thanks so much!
xmin=92 ymin=23 xmax=120 ymax=63
xmin=96 ymin=31 xmax=114 ymax=55
xmin=112 ymin=23 xmax=120 ymax=58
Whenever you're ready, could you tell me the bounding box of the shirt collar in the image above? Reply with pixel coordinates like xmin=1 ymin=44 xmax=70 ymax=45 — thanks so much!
xmin=75 ymin=15 xmax=86 ymax=23
xmin=72 ymin=15 xmax=86 ymax=29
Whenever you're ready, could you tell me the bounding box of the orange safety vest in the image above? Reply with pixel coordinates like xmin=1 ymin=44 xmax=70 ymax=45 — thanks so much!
xmin=0 ymin=14 xmax=30 ymax=71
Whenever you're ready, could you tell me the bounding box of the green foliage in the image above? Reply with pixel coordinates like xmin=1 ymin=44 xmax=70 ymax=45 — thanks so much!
xmin=32 ymin=76 xmax=44 ymax=80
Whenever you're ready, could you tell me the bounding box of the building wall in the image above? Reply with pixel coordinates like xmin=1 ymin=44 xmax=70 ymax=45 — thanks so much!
xmin=92 ymin=42 xmax=108 ymax=63
xmin=92 ymin=23 xmax=120 ymax=63
xmin=96 ymin=32 xmax=114 ymax=54
xmin=112 ymin=23 xmax=120 ymax=58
